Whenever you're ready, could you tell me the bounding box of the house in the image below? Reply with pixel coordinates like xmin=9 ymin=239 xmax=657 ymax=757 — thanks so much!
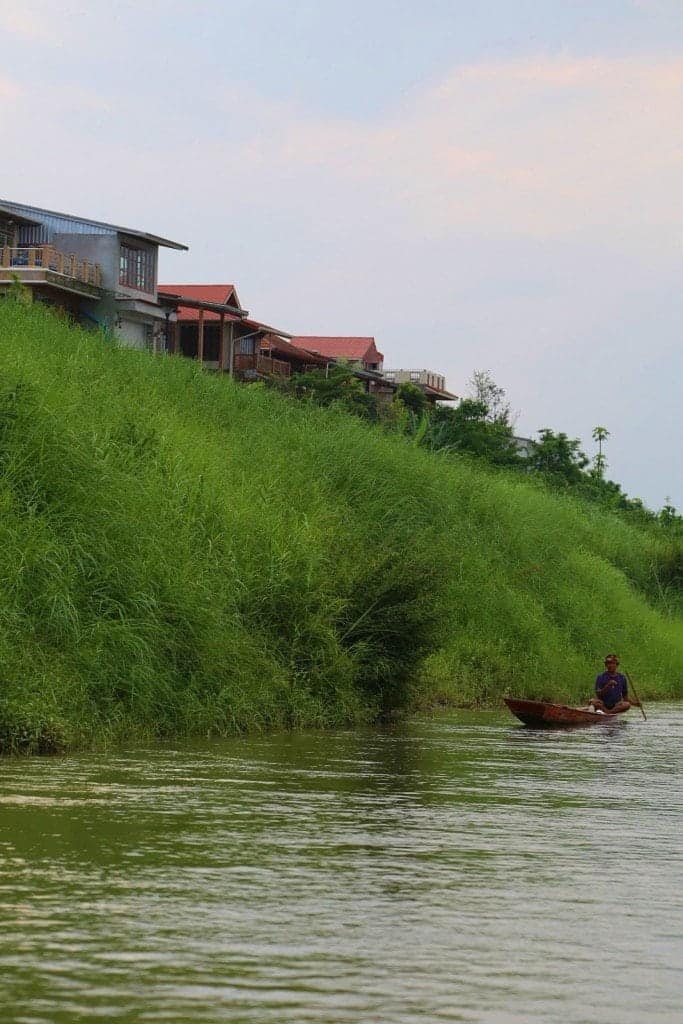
xmin=256 ymin=333 xmax=329 ymax=378
xmin=512 ymin=435 xmax=536 ymax=459
xmin=288 ymin=335 xmax=397 ymax=400
xmin=0 ymin=200 xmax=457 ymax=405
xmin=0 ymin=199 xmax=187 ymax=348
xmin=158 ymin=284 xmax=328 ymax=378
xmin=158 ymin=284 xmax=247 ymax=370
xmin=382 ymin=368 xmax=458 ymax=402
xmin=291 ymin=336 xmax=384 ymax=372
xmin=289 ymin=340 xmax=456 ymax=403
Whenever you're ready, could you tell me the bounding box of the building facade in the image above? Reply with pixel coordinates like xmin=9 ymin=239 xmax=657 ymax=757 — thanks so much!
xmin=158 ymin=284 xmax=329 ymax=379
xmin=0 ymin=199 xmax=187 ymax=348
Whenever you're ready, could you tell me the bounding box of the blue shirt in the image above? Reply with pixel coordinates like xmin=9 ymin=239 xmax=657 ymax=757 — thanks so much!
xmin=594 ymin=671 xmax=628 ymax=709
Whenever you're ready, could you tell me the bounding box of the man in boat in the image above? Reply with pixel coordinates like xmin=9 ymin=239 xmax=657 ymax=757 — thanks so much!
xmin=590 ymin=654 xmax=636 ymax=713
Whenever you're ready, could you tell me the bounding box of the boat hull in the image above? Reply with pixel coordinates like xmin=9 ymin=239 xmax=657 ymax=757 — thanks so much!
xmin=504 ymin=697 xmax=627 ymax=728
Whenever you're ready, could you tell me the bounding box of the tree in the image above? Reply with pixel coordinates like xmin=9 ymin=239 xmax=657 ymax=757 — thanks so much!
xmin=658 ymin=500 xmax=682 ymax=531
xmin=529 ymin=429 xmax=590 ymax=485
xmin=290 ymin=363 xmax=380 ymax=421
xmin=428 ymin=398 xmax=522 ymax=467
xmin=469 ymin=370 xmax=514 ymax=425
xmin=425 ymin=370 xmax=521 ymax=468
xmin=395 ymin=381 xmax=428 ymax=419
xmin=591 ymin=425 xmax=610 ymax=480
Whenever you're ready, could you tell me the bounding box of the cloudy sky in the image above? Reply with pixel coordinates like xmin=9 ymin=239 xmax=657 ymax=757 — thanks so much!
xmin=2 ymin=0 xmax=681 ymax=509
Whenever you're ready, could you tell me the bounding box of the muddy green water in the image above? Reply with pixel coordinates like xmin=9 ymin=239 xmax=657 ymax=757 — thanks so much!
xmin=1 ymin=706 xmax=680 ymax=1023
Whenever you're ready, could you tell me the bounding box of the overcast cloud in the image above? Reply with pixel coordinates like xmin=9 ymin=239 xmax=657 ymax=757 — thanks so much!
xmin=2 ymin=1 xmax=681 ymax=508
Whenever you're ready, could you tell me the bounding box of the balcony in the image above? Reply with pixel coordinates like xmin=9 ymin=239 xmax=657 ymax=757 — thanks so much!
xmin=257 ymin=354 xmax=291 ymax=379
xmin=0 ymin=245 xmax=103 ymax=296
xmin=233 ymin=353 xmax=292 ymax=379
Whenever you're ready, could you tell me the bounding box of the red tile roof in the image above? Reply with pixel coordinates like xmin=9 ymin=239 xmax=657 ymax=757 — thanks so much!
xmin=260 ymin=334 xmax=327 ymax=364
xmin=290 ymin=336 xmax=383 ymax=362
xmin=159 ymin=287 xmax=295 ymax=340
xmin=159 ymin=284 xmax=240 ymax=322
xmin=161 ymin=284 xmax=237 ymax=304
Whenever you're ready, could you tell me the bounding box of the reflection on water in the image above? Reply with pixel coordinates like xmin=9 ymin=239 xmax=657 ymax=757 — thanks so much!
xmin=0 ymin=706 xmax=680 ymax=1023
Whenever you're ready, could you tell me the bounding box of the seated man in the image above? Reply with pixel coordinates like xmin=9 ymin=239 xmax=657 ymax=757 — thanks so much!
xmin=590 ymin=654 xmax=633 ymax=713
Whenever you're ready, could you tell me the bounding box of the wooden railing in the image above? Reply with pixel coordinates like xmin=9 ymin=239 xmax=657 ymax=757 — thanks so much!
xmin=0 ymin=246 xmax=102 ymax=287
xmin=233 ymin=353 xmax=293 ymax=379
xmin=233 ymin=353 xmax=257 ymax=373
xmin=257 ymin=354 xmax=291 ymax=378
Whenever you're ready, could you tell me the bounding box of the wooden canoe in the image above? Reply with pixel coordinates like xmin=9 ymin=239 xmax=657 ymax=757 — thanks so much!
xmin=504 ymin=697 xmax=628 ymax=728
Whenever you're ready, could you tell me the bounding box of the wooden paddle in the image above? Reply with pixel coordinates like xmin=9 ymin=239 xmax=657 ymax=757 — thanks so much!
xmin=624 ymin=670 xmax=647 ymax=721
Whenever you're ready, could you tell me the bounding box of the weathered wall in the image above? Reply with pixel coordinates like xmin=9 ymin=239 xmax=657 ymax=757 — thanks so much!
xmin=116 ymin=317 xmax=150 ymax=350
xmin=52 ymin=232 xmax=119 ymax=289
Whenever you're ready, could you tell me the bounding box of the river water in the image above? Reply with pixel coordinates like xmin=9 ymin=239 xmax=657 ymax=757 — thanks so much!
xmin=1 ymin=705 xmax=680 ymax=1024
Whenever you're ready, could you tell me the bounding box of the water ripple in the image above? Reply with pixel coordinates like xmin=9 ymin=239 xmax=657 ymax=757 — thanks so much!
xmin=0 ymin=705 xmax=680 ymax=1023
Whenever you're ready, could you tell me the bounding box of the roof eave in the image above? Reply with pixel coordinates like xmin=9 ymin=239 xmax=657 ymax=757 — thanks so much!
xmin=123 ymin=232 xmax=188 ymax=252
xmin=0 ymin=199 xmax=188 ymax=250
xmin=240 ymin=318 xmax=293 ymax=339
xmin=424 ymin=387 xmax=459 ymax=401
xmin=0 ymin=204 xmax=43 ymax=226
xmin=157 ymin=290 xmax=248 ymax=318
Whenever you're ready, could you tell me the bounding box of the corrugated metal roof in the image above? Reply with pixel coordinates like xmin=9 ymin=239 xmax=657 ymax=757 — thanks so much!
xmin=0 ymin=205 xmax=43 ymax=226
xmin=0 ymin=199 xmax=188 ymax=250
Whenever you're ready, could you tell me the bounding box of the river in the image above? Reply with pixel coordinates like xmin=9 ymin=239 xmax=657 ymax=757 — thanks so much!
xmin=1 ymin=705 xmax=680 ymax=1023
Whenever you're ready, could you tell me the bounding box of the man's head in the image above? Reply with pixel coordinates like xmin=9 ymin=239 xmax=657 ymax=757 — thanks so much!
xmin=604 ymin=654 xmax=619 ymax=672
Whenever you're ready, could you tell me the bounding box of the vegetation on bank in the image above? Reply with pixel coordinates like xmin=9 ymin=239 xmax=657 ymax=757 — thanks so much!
xmin=287 ymin=364 xmax=683 ymax=533
xmin=0 ymin=300 xmax=681 ymax=753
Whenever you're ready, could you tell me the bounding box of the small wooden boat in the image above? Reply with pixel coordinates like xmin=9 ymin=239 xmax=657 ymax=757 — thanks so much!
xmin=504 ymin=697 xmax=628 ymax=728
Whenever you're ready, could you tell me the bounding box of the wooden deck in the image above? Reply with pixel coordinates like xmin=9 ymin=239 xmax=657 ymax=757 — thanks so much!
xmin=0 ymin=246 xmax=102 ymax=289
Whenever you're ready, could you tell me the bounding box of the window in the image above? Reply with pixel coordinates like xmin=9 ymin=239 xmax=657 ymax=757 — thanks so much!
xmin=119 ymin=242 xmax=155 ymax=293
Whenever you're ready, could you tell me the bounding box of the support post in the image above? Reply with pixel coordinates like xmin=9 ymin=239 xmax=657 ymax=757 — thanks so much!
xmin=197 ymin=309 xmax=204 ymax=364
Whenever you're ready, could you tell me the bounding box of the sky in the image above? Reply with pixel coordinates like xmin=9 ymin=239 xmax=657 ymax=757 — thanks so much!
xmin=1 ymin=0 xmax=682 ymax=509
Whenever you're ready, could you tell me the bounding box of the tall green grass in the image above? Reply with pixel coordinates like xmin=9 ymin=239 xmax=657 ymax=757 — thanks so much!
xmin=0 ymin=300 xmax=680 ymax=752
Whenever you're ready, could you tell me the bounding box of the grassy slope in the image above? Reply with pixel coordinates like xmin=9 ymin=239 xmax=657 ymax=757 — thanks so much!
xmin=0 ymin=301 xmax=680 ymax=752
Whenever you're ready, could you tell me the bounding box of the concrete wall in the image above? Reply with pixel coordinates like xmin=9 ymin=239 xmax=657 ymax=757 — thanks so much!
xmin=385 ymin=369 xmax=446 ymax=390
xmin=116 ymin=317 xmax=150 ymax=350
xmin=50 ymin=230 xmax=164 ymax=339
xmin=52 ymin=231 xmax=158 ymax=301
xmin=52 ymin=232 xmax=119 ymax=289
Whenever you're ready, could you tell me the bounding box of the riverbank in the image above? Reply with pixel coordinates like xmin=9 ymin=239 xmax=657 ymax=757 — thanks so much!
xmin=1 ymin=300 xmax=681 ymax=752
